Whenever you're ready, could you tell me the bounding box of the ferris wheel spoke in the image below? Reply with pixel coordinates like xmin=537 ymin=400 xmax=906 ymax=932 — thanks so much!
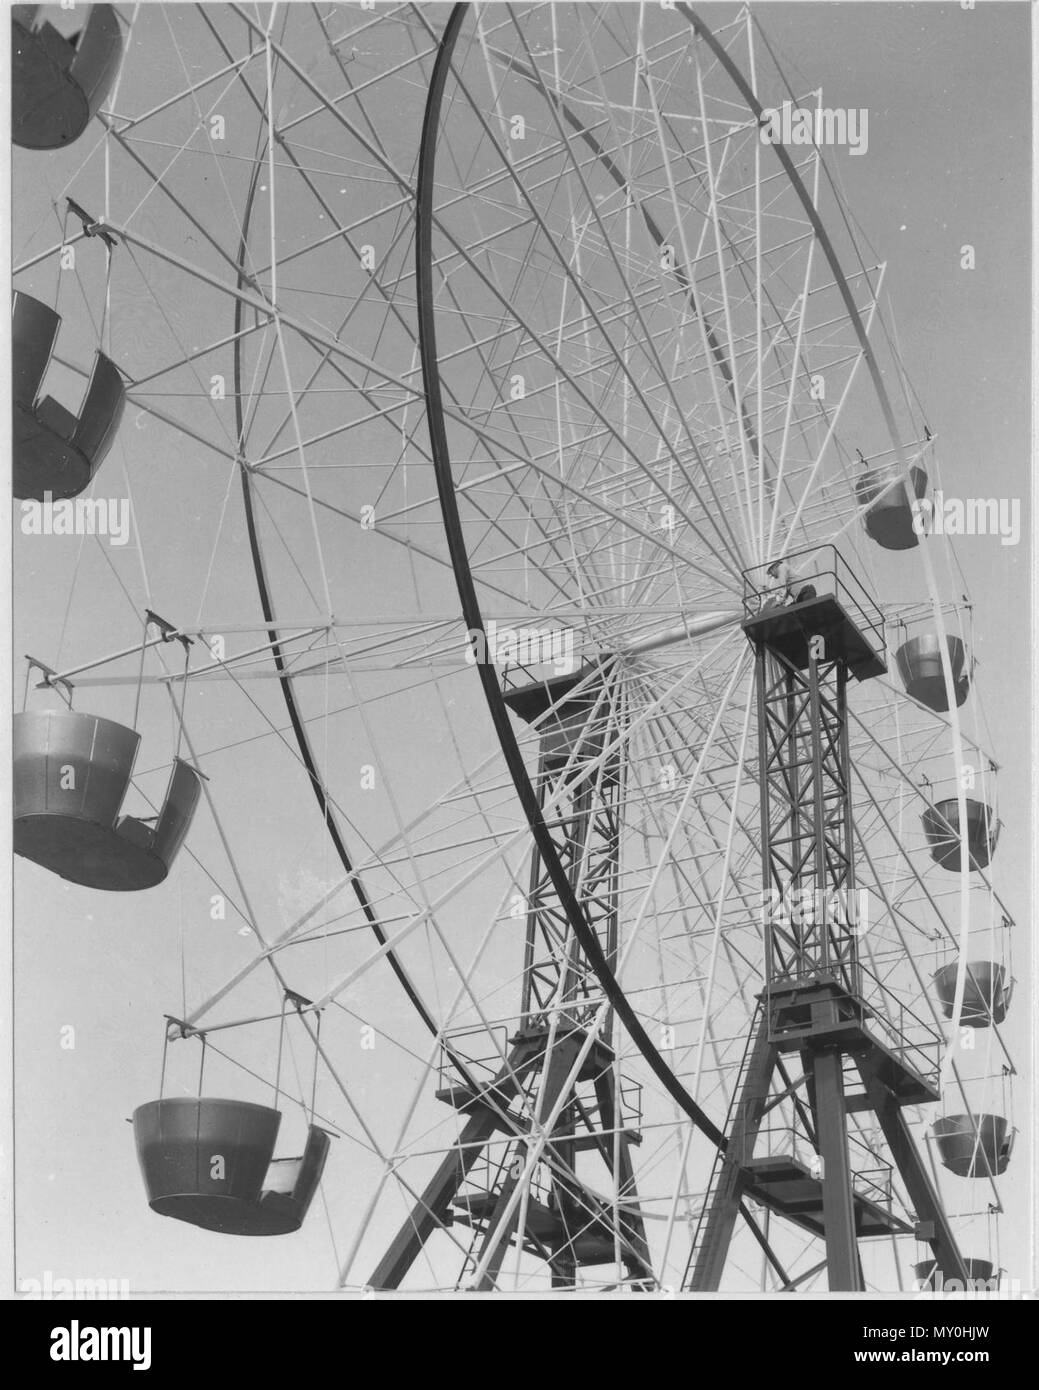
xmin=622 ymin=696 xmax=754 ymax=1108
xmin=413 ymin=198 xmax=605 ymax=607
xmin=277 ymin=5 xmax=435 ymax=142
xmin=517 ymin=9 xmax=754 ymax=574
xmin=431 ymin=151 xmax=746 ymax=581
xmin=644 ymin=73 xmax=764 ymax=556
xmin=101 ymin=115 xmax=262 ymax=286
xmin=476 ymin=39 xmax=753 ymax=578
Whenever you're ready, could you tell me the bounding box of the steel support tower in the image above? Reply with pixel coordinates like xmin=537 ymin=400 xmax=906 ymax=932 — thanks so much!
xmin=369 ymin=667 xmax=652 ymax=1290
xmin=687 ymin=584 xmax=968 ymax=1291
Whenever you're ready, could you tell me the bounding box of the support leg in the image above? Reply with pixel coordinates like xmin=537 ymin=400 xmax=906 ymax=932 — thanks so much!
xmin=812 ymin=1046 xmax=862 ymax=1291
xmin=469 ymin=1031 xmax=585 ymax=1288
xmin=369 ymin=1106 xmax=500 ymax=1290
xmin=592 ymin=1071 xmax=653 ymax=1282
xmin=858 ymin=1063 xmax=968 ymax=1286
xmin=369 ymin=1034 xmax=545 ymax=1288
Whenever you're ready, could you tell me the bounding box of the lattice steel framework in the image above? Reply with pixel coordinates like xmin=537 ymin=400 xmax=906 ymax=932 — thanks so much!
xmin=685 ymin=597 xmax=968 ymax=1292
xmin=369 ymin=669 xmax=651 ymax=1289
xmin=521 ymin=705 xmax=621 ymax=1032
xmin=757 ymin=645 xmax=860 ymax=996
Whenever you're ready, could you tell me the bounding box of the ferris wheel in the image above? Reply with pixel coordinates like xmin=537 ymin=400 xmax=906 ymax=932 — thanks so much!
xmin=11 ymin=2 xmax=1019 ymax=1295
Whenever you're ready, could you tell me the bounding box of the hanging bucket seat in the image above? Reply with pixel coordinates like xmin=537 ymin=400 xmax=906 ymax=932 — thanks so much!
xmin=920 ymin=798 xmax=998 ymax=872
xmin=855 ymin=464 xmax=927 ymax=551
xmin=13 ymin=709 xmax=202 ymax=890
xmin=13 ymin=291 xmax=125 ymax=501
xmin=914 ymin=1258 xmax=996 ymax=1290
xmin=133 ymin=1098 xmax=331 ymax=1236
xmin=12 ymin=4 xmax=123 ymax=150
xmin=895 ymin=633 xmax=970 ymax=712
xmin=931 ymin=1114 xmax=1012 ymax=1178
xmin=932 ymin=961 xmax=1009 ymax=1027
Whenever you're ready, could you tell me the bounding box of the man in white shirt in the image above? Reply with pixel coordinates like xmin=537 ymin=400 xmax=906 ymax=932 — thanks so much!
xmin=765 ymin=557 xmax=817 ymax=606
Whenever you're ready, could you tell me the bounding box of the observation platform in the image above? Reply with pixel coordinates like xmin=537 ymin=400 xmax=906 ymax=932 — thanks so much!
xmin=741 ymin=546 xmax=886 ymax=681
xmin=502 ymin=668 xmax=605 ymax=766
xmin=743 ymin=1156 xmax=913 ymax=1239
xmin=435 ymin=1026 xmax=617 ymax=1128
xmin=451 ymin=1190 xmax=626 ymax=1267
xmin=766 ymin=976 xmax=940 ymax=1108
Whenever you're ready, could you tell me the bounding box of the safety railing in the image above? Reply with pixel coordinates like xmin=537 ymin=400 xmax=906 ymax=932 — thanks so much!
xmin=742 ymin=543 xmax=886 ymax=657
xmin=857 ymin=963 xmax=944 ymax=1093
xmin=437 ymin=1024 xmax=512 ymax=1094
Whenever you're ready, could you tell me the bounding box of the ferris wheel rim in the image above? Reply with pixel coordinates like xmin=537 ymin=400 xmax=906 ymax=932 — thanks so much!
xmin=417 ymin=0 xmax=756 ymax=1154
xmin=229 ymin=139 xmax=482 ymax=1080
xmin=417 ymin=0 xmax=987 ymax=1166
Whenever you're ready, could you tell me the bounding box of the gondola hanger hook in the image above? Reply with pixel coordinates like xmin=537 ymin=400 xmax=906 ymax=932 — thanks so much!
xmin=66 ymin=197 xmax=119 ymax=251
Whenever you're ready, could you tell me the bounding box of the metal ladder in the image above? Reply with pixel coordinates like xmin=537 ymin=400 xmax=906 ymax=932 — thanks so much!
xmin=681 ymin=999 xmax=764 ymax=1288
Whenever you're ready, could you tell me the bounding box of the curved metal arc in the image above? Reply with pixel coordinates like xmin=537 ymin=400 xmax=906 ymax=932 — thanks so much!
xmin=419 ymin=1 xmax=725 ymax=1153
xmin=679 ymin=3 xmax=976 ymax=1082
xmin=231 ymin=153 xmax=453 ymax=1056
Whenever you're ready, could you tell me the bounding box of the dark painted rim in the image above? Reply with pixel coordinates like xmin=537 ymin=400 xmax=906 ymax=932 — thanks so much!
xmin=417 ymin=1 xmax=726 ymax=1150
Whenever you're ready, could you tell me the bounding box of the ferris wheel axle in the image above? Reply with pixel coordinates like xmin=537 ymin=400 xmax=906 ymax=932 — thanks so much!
xmin=620 ymin=610 xmax=741 ymax=658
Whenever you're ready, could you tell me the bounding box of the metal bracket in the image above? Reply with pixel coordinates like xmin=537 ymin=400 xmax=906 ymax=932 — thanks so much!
xmin=146 ymin=608 xmax=193 ymax=651
xmin=25 ymin=653 xmax=74 ymax=701
xmin=164 ymin=1014 xmax=201 ymax=1041
xmin=66 ymin=197 xmax=120 ymax=250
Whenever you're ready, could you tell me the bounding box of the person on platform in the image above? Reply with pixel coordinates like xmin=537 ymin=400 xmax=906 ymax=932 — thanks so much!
xmin=765 ymin=557 xmax=817 ymax=606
